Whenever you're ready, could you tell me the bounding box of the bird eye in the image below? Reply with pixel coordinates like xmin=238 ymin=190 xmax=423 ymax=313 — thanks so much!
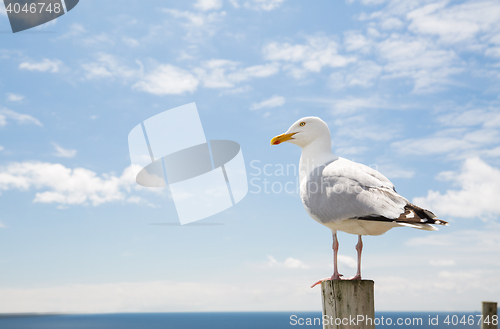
xmin=300 ymin=122 xmax=306 ymax=126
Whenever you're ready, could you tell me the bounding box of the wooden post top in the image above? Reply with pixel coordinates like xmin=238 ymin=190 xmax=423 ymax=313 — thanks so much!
xmin=321 ymin=280 xmax=375 ymax=329
xmin=482 ymin=302 xmax=498 ymax=329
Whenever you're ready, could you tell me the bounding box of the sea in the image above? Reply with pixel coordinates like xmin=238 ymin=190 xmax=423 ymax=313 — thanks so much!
xmin=0 ymin=311 xmax=493 ymax=329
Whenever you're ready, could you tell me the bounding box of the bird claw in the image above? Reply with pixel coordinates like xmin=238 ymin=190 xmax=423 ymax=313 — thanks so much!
xmin=310 ymin=274 xmax=344 ymax=288
xmin=348 ymin=275 xmax=362 ymax=280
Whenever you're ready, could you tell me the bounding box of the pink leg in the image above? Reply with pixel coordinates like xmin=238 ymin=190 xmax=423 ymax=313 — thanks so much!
xmin=311 ymin=231 xmax=343 ymax=288
xmin=350 ymin=235 xmax=363 ymax=280
xmin=332 ymin=231 xmax=342 ymax=280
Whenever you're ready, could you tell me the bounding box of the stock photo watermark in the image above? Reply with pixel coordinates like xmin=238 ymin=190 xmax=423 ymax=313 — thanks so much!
xmin=289 ymin=314 xmax=499 ymax=326
xmin=128 ymin=103 xmax=248 ymax=225
xmin=249 ymin=159 xmax=379 ymax=195
xmin=3 ymin=0 xmax=79 ymax=33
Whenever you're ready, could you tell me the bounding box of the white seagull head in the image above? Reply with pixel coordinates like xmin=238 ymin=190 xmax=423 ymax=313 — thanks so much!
xmin=270 ymin=116 xmax=331 ymax=148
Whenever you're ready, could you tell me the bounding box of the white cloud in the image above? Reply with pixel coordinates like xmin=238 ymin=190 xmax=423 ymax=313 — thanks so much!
xmin=337 ymin=255 xmax=357 ymax=268
xmin=122 ymin=37 xmax=139 ymax=48
xmin=0 ymin=278 xmax=321 ymax=313
xmin=126 ymin=196 xmax=143 ymax=204
xmin=0 ymin=221 xmax=5 ymax=228
xmin=19 ymin=59 xmax=62 ymax=73
xmin=346 ymin=1 xmax=500 ymax=92
xmin=283 ymin=257 xmax=308 ymax=269
xmin=330 ymin=60 xmax=382 ymax=89
xmin=437 ymin=108 xmax=500 ymax=128
xmin=413 ymin=157 xmax=500 ymax=219
xmin=0 ymin=146 xmax=4 ymax=151
xmin=429 ymin=259 xmax=455 ymax=267
xmin=327 ymin=96 xmax=389 ymax=114
xmin=376 ymin=34 xmax=462 ymax=93
xmin=193 ymin=59 xmax=238 ymax=88
xmin=194 ymin=60 xmax=279 ymax=89
xmin=164 ymin=8 xmax=224 ymax=27
xmin=344 ymin=30 xmax=371 ymax=53
xmin=250 ymin=95 xmax=285 ymax=110
xmin=242 ymin=0 xmax=287 ymax=11
xmin=194 ymin=0 xmax=223 ymax=11
xmin=126 ymin=196 xmax=159 ymax=208
xmin=56 ymin=23 xmax=86 ymax=40
xmin=82 ymin=65 xmax=111 ymax=79
xmin=407 ymin=228 xmax=500 ymax=251
xmin=376 ymin=164 xmax=415 ymax=179
xmin=81 ymin=54 xmax=277 ymax=95
xmin=163 ymin=8 xmax=226 ymax=40
xmin=267 ymin=255 xmax=309 ymax=269
xmin=6 ymin=93 xmax=24 ymax=102
xmin=407 ymin=1 xmax=500 ymax=46
xmin=52 ymin=143 xmax=77 ymax=158
xmin=348 ymin=0 xmax=387 ymax=5
xmin=380 ymin=17 xmax=404 ymax=30
xmin=393 ymin=136 xmax=473 ymax=157
xmin=334 ymin=115 xmax=397 ymax=141
xmin=263 ymin=36 xmax=355 ymax=76
xmin=218 ymin=85 xmax=252 ymax=96
xmin=0 ymin=108 xmax=43 ymax=127
xmin=392 ymin=107 xmax=500 ymax=159
xmin=346 ymin=61 xmax=382 ymax=87
xmin=82 ymin=53 xmax=141 ymax=80
xmin=0 ymin=162 xmax=139 ymax=207
xmin=82 ymin=33 xmax=114 ymax=47
xmin=2 ymin=265 xmax=497 ymax=313
xmin=374 ymin=268 xmax=500 ymax=311
xmin=227 ymin=63 xmax=279 ymax=82
xmin=133 ymin=65 xmax=199 ymax=96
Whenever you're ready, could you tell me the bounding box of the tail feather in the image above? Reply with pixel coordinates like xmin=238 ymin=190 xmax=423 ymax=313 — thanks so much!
xmin=356 ymin=203 xmax=448 ymax=228
xmin=397 ymin=222 xmax=438 ymax=231
xmin=400 ymin=203 xmax=449 ymax=226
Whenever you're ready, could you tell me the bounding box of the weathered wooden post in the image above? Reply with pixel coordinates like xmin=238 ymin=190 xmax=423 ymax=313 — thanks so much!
xmin=482 ymin=301 xmax=498 ymax=329
xmin=321 ymin=280 xmax=375 ymax=329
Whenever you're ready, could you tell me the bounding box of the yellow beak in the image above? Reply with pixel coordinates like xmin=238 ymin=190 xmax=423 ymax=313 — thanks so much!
xmin=270 ymin=132 xmax=297 ymax=145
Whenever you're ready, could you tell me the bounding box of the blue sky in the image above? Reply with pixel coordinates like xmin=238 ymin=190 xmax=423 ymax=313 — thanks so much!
xmin=1 ymin=0 xmax=500 ymax=313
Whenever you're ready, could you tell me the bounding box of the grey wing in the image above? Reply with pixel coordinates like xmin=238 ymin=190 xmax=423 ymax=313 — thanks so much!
xmin=301 ymin=158 xmax=407 ymax=223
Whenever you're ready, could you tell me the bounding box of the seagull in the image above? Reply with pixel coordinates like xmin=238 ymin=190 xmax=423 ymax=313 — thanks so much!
xmin=270 ymin=117 xmax=448 ymax=288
